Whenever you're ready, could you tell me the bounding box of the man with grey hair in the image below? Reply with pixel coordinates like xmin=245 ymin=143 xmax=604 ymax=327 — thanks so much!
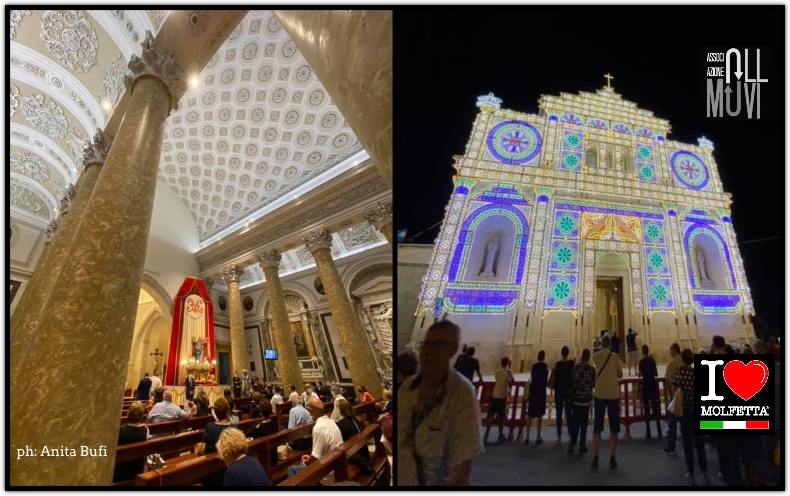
xmin=288 ymin=390 xmax=313 ymax=451
xmin=397 ymin=320 xmax=484 ymax=486
xmin=147 ymin=390 xmax=192 ymax=424
xmin=287 ymin=396 xmax=343 ymax=478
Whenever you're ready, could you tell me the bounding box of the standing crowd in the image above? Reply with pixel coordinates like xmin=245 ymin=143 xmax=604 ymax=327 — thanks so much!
xmin=397 ymin=320 xmax=781 ymax=487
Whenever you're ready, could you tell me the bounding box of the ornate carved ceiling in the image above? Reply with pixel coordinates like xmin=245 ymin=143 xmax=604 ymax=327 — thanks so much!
xmin=9 ymin=9 xmax=157 ymax=223
xmin=157 ymin=10 xmax=362 ymax=242
xmin=10 ymin=10 xmax=364 ymax=250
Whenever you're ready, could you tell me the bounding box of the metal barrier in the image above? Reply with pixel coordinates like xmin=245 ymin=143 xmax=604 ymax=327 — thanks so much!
xmin=476 ymin=377 xmax=673 ymax=440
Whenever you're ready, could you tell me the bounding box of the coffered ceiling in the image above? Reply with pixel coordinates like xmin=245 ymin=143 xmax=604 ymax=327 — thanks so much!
xmin=9 ymin=10 xmax=364 ymax=247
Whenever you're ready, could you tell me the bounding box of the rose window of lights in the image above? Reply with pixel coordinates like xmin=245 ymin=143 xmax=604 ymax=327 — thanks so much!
xmin=486 ymin=121 xmax=542 ymax=164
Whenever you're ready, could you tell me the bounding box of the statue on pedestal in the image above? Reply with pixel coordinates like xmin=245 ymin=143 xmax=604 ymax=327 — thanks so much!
xmin=192 ymin=337 xmax=207 ymax=363
xmin=696 ymin=249 xmax=711 ymax=283
xmin=479 ymin=237 xmax=499 ymax=277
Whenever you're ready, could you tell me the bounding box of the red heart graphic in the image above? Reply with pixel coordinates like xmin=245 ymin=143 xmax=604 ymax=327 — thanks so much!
xmin=723 ymin=360 xmax=769 ymax=401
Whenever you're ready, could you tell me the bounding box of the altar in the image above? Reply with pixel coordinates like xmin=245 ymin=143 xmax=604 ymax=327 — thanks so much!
xmin=168 ymin=385 xmax=228 ymax=406
xmin=165 ymin=278 xmax=218 ymax=386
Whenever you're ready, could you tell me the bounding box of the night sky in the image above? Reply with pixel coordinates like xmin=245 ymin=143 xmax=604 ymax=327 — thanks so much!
xmin=395 ymin=8 xmax=785 ymax=334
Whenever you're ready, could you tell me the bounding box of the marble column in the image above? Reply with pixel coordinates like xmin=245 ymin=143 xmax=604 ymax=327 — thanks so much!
xmin=304 ymin=229 xmax=384 ymax=400
xmin=9 ymin=32 xmax=185 ymax=486
xmin=273 ymin=10 xmax=392 ymax=188
xmin=258 ymin=250 xmax=303 ymax=391
xmin=364 ymin=201 xmax=393 ymax=245
xmin=223 ymin=265 xmax=248 ymax=378
xmin=10 ymin=131 xmax=112 ymax=387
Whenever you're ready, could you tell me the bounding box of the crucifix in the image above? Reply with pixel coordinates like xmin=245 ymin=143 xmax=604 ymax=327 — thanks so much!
xmin=149 ymin=348 xmax=164 ymax=377
xmin=604 ymin=73 xmax=614 ymax=88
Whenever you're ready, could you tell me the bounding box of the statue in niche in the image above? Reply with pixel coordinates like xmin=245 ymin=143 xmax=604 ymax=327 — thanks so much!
xmin=696 ymin=249 xmax=711 ymax=283
xmin=479 ymin=236 xmax=500 ymax=277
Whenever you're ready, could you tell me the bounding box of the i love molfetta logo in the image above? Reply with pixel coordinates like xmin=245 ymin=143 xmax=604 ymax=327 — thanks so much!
xmin=694 ymin=355 xmax=775 ymax=435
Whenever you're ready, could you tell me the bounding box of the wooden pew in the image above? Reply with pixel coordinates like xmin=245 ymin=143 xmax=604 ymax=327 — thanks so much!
xmin=275 ymin=402 xmax=293 ymax=432
xmin=133 ymin=422 xmax=315 ymax=486
xmin=113 ymin=418 xmax=261 ymax=485
xmin=278 ymin=424 xmax=390 ymax=486
xmin=275 ymin=451 xmax=346 ymax=486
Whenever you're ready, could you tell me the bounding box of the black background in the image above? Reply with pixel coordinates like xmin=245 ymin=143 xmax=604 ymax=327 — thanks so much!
xmin=395 ymin=7 xmax=785 ymax=337
xmin=693 ymin=355 xmax=776 ymax=435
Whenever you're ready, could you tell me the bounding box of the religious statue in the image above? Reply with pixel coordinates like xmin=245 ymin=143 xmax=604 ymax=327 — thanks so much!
xmin=697 ymin=249 xmax=711 ymax=282
xmin=192 ymin=336 xmax=207 ymax=363
xmin=480 ymin=237 xmax=499 ymax=276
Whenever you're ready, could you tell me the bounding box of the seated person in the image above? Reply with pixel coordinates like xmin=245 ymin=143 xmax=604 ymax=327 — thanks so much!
xmin=113 ymin=402 xmax=149 ymax=483
xmin=335 ymin=398 xmax=372 ymax=470
xmin=287 ymin=397 xmax=343 ymax=477
xmin=250 ymin=392 xmax=264 ymax=418
xmin=288 ymin=394 xmax=314 ymax=451
xmin=147 ymin=390 xmax=191 ymax=424
xmin=245 ymin=398 xmax=278 ymax=468
xmin=217 ymin=428 xmax=271 ymax=486
xmin=193 ymin=388 xmax=211 ymax=417
xmin=270 ymin=386 xmax=284 ymax=406
xmin=202 ymin=397 xmax=232 ymax=487
xmin=204 ymin=397 xmax=232 ymax=454
xmin=357 ymin=386 xmax=375 ymax=404
xmin=145 ymin=387 xmax=165 ymax=414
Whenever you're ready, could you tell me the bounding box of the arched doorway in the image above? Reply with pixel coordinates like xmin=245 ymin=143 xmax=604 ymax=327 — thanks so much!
xmin=593 ymin=252 xmax=632 ymax=362
xmin=126 ymin=287 xmax=172 ymax=395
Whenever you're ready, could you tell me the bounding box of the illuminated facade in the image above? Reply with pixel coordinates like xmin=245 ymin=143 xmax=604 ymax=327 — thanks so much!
xmin=411 ymin=83 xmax=755 ymax=371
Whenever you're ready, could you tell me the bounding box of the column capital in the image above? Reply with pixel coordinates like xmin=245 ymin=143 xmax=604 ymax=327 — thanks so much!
xmin=45 ymin=220 xmax=59 ymax=242
xmin=59 ymin=184 xmax=77 ymax=214
xmin=222 ymin=265 xmax=245 ymax=284
xmin=124 ymin=31 xmax=187 ymax=112
xmin=82 ymin=128 xmax=113 ymax=168
xmin=303 ymin=228 xmax=333 ymax=254
xmin=257 ymin=249 xmax=282 ymax=269
xmin=364 ymin=202 xmax=393 ymax=231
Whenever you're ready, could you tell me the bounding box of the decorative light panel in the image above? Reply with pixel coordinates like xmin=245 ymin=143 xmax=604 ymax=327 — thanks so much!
xmin=683 ymin=223 xmax=736 ymax=290
xmin=692 ymin=292 xmax=741 ymax=314
xmin=671 ymin=151 xmax=710 ymax=190
xmin=447 ymin=203 xmax=529 ymax=285
xmin=486 ymin=120 xmax=543 ymax=165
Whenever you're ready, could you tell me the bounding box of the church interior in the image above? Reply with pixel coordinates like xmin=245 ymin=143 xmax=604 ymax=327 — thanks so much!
xmin=9 ymin=10 xmax=392 ymax=486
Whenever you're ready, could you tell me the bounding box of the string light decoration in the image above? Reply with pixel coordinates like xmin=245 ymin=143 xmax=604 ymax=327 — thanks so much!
xmin=414 ymin=84 xmax=756 ymax=331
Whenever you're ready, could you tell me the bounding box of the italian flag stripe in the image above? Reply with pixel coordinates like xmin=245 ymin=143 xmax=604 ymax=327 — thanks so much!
xmin=700 ymin=421 xmax=769 ymax=429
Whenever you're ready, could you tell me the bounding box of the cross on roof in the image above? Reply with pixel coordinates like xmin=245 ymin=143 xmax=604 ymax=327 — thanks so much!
xmin=604 ymin=73 xmax=614 ymax=87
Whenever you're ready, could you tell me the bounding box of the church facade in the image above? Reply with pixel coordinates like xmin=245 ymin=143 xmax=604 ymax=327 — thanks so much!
xmin=412 ymin=84 xmax=755 ymax=372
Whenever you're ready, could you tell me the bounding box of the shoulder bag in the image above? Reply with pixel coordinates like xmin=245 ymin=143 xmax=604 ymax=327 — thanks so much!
xmin=668 ymin=387 xmax=684 ymax=417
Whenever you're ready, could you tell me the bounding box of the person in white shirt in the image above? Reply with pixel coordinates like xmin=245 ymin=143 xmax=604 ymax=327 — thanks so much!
xmin=301 ymin=384 xmax=319 ymax=406
xmin=149 ymin=374 xmax=162 ymax=397
xmin=287 ymin=396 xmax=343 ymax=477
xmin=398 ymin=320 xmax=484 ymax=486
xmin=591 ymin=335 xmax=623 ymax=470
xmin=270 ymin=386 xmax=284 ymax=407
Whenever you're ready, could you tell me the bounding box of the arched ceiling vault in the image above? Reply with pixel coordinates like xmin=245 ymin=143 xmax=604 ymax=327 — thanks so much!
xmin=10 ymin=9 xmax=368 ymax=255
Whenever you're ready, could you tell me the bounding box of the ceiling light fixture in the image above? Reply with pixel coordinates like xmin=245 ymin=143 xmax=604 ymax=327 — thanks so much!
xmin=190 ymin=76 xmax=199 ymax=89
xmin=102 ymin=100 xmax=112 ymax=111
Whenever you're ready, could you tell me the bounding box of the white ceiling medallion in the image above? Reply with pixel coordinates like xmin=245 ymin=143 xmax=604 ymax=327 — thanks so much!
xmin=10 ymin=181 xmax=51 ymax=219
xmin=10 ymin=150 xmax=52 ymax=182
xmin=10 ymin=10 xmax=32 ymax=39
xmin=40 ymin=10 xmax=99 ymax=74
xmin=22 ymin=94 xmax=70 ymax=139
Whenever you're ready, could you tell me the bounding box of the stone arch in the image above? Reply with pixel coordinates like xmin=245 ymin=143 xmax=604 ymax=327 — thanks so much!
xmin=685 ymin=225 xmax=735 ymax=290
xmin=448 ymin=204 xmax=529 ymax=285
xmin=339 ymin=253 xmax=393 ymax=299
xmin=256 ymin=281 xmax=318 ymax=317
xmin=141 ymin=272 xmax=174 ymax=321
